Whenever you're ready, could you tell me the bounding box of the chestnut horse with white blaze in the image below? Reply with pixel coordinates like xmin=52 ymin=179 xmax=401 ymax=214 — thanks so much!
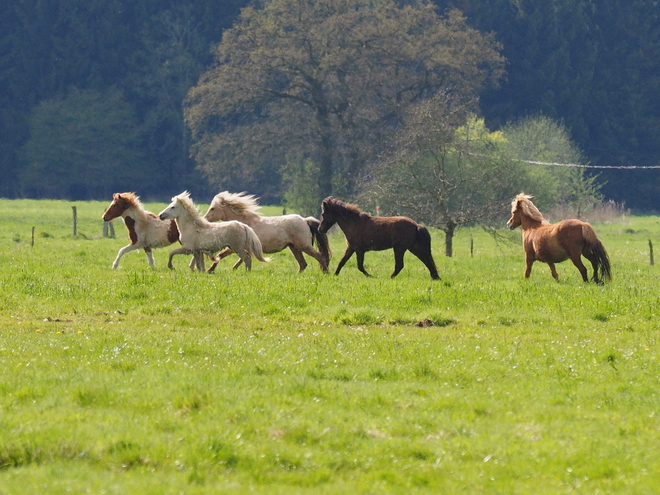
xmin=102 ymin=192 xmax=179 ymax=269
xmin=507 ymin=193 xmax=611 ymax=283
xmin=318 ymin=197 xmax=440 ymax=280
xmin=158 ymin=191 xmax=269 ymax=272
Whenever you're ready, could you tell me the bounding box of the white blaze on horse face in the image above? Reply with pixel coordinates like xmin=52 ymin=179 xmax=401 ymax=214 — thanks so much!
xmin=507 ymin=208 xmax=520 ymax=230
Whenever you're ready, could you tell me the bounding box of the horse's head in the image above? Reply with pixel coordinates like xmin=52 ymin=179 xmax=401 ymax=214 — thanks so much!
xmin=158 ymin=196 xmax=183 ymax=221
xmin=102 ymin=192 xmax=134 ymax=222
xmin=507 ymin=197 xmax=523 ymax=230
xmin=318 ymin=197 xmax=337 ymax=233
xmin=507 ymin=193 xmax=547 ymax=229
xmin=204 ymin=194 xmax=228 ymax=222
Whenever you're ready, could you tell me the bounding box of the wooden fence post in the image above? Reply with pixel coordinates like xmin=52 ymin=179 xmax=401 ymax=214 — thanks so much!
xmin=31 ymin=226 xmax=35 ymax=247
xmin=103 ymin=221 xmax=116 ymax=238
xmin=650 ymin=239 xmax=654 ymax=266
xmin=72 ymin=206 xmax=77 ymax=236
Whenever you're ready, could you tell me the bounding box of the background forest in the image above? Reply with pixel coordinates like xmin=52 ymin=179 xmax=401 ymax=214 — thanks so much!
xmin=1 ymin=0 xmax=659 ymax=212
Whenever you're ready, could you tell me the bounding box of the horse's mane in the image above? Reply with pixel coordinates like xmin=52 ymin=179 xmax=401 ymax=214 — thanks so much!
xmin=116 ymin=192 xmax=143 ymax=209
xmin=513 ymin=193 xmax=549 ymax=225
xmin=213 ymin=191 xmax=261 ymax=216
xmin=175 ymin=191 xmax=203 ymax=223
xmin=323 ymin=197 xmax=371 ymax=219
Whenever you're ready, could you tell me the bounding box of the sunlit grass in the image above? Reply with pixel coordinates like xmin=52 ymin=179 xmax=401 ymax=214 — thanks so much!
xmin=1 ymin=199 xmax=660 ymax=493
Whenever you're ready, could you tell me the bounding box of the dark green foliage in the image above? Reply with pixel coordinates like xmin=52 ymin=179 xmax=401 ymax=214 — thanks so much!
xmin=1 ymin=0 xmax=659 ymax=210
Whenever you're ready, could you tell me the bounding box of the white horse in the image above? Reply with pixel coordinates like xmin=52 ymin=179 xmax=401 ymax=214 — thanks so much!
xmin=102 ymin=192 xmax=180 ymax=269
xmin=158 ymin=191 xmax=269 ymax=272
xmin=204 ymin=191 xmax=330 ymax=272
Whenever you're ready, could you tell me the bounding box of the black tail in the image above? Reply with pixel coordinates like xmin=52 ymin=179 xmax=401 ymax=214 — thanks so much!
xmin=592 ymin=240 xmax=612 ymax=282
xmin=583 ymin=225 xmax=612 ymax=282
xmin=412 ymin=226 xmax=440 ymax=280
xmin=306 ymin=217 xmax=331 ymax=266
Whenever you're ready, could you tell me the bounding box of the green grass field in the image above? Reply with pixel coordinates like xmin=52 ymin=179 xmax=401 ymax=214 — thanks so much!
xmin=1 ymin=198 xmax=660 ymax=494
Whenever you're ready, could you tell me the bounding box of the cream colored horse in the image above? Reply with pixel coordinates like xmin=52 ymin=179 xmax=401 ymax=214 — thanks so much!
xmin=158 ymin=191 xmax=269 ymax=272
xmin=204 ymin=191 xmax=330 ymax=272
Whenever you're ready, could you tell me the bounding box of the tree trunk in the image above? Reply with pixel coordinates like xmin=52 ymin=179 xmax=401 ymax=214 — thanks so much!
xmin=318 ymin=126 xmax=334 ymax=200
xmin=311 ymin=79 xmax=334 ymax=200
xmin=444 ymin=220 xmax=457 ymax=257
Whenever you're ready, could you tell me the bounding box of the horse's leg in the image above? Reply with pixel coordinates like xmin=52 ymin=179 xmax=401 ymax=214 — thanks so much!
xmin=547 ymin=262 xmax=560 ymax=281
xmin=289 ymin=245 xmax=308 ymax=272
xmin=240 ymin=252 xmax=252 ymax=271
xmin=390 ymin=247 xmax=406 ymax=278
xmin=524 ymin=256 xmax=534 ymax=278
xmin=215 ymin=248 xmax=234 ymax=260
xmin=569 ymin=254 xmax=590 ymax=282
xmin=356 ymin=251 xmax=372 ymax=277
xmin=412 ymin=251 xmax=439 ymax=279
xmin=334 ymin=247 xmax=355 ymax=276
xmin=409 ymin=236 xmax=440 ymax=280
xmin=112 ymin=244 xmax=139 ymax=269
xmin=231 ymin=258 xmax=244 ymax=270
xmin=207 ymin=248 xmax=234 ymax=273
xmin=195 ymin=252 xmax=206 ymax=272
xmin=167 ymin=246 xmax=192 ymax=269
xmin=144 ymin=247 xmax=156 ymax=268
xmin=584 ymin=253 xmax=602 ymax=284
xmin=300 ymin=245 xmax=328 ymax=272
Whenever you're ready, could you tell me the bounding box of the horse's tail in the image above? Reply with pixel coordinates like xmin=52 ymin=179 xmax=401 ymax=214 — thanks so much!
xmin=306 ymin=217 xmax=331 ymax=265
xmin=583 ymin=224 xmax=612 ymax=282
xmin=245 ymin=226 xmax=270 ymax=263
xmin=413 ymin=226 xmax=440 ymax=280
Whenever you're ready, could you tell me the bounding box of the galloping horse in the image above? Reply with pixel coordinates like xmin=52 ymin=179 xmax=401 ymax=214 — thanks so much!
xmin=318 ymin=197 xmax=440 ymax=279
xmin=158 ymin=191 xmax=269 ymax=272
xmin=507 ymin=193 xmax=611 ymax=283
xmin=204 ymin=191 xmax=330 ymax=272
xmin=102 ymin=192 xmax=179 ymax=269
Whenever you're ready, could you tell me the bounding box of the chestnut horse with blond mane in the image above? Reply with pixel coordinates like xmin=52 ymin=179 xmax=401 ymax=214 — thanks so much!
xmin=102 ymin=192 xmax=179 ymax=269
xmin=507 ymin=193 xmax=611 ymax=284
xmin=318 ymin=197 xmax=440 ymax=279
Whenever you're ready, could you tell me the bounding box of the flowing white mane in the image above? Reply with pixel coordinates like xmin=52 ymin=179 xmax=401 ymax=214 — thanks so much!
xmin=513 ymin=193 xmax=549 ymax=225
xmin=212 ymin=191 xmax=262 ymax=216
xmin=174 ymin=191 xmax=204 ymax=223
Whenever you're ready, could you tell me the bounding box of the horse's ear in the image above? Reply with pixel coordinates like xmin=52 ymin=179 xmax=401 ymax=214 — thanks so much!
xmin=114 ymin=193 xmax=121 ymax=200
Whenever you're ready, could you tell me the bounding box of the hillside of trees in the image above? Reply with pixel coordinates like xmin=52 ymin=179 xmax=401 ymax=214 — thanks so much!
xmin=1 ymin=0 xmax=659 ymax=211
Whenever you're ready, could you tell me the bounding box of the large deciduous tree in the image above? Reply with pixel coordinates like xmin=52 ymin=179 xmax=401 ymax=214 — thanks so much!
xmin=185 ymin=0 xmax=504 ymax=207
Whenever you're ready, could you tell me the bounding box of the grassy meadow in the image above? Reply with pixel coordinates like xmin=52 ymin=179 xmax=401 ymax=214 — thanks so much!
xmin=1 ymin=198 xmax=660 ymax=494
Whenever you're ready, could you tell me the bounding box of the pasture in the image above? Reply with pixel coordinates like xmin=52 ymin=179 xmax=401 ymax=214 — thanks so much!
xmin=1 ymin=198 xmax=659 ymax=494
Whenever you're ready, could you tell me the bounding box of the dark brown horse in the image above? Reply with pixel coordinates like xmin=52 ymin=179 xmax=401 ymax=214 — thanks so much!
xmin=507 ymin=193 xmax=611 ymax=283
xmin=318 ymin=197 xmax=440 ymax=279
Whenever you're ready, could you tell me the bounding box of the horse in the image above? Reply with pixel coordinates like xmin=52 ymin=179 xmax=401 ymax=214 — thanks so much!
xmin=102 ymin=192 xmax=179 ymax=269
xmin=158 ymin=191 xmax=269 ymax=272
xmin=318 ymin=197 xmax=440 ymax=280
xmin=507 ymin=193 xmax=612 ymax=284
xmin=203 ymin=191 xmax=330 ymax=272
